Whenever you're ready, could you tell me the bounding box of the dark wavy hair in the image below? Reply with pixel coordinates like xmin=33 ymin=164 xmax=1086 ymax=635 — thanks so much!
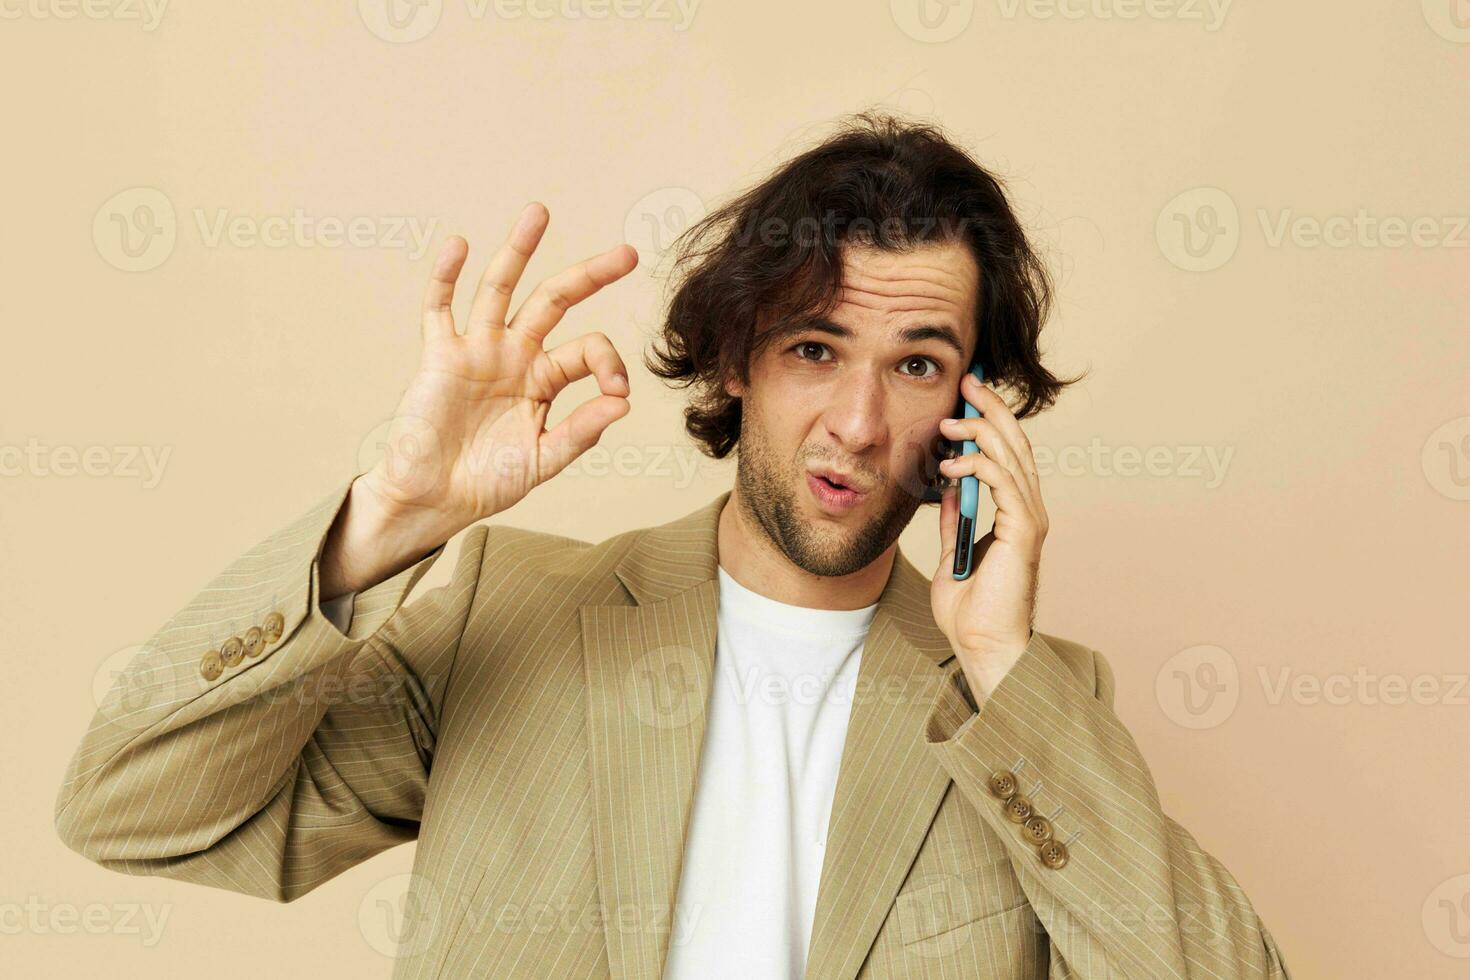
xmin=644 ymin=110 xmax=1083 ymax=460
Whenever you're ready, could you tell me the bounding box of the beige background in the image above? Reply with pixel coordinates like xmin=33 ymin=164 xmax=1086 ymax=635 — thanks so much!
xmin=4 ymin=2 xmax=1468 ymax=977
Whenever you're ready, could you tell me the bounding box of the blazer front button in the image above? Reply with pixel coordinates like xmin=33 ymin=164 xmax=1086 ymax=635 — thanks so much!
xmin=1023 ymin=814 xmax=1053 ymax=845
xmin=220 ymin=637 xmax=244 ymax=667
xmin=263 ymin=611 xmax=284 ymax=643
xmin=988 ymin=770 xmax=1017 ymax=799
xmin=1004 ymin=794 xmax=1032 ymax=823
xmin=243 ymin=626 xmax=264 ymax=658
xmin=1039 ymin=839 xmax=1069 ymax=870
xmin=200 ymin=649 xmax=223 ymax=681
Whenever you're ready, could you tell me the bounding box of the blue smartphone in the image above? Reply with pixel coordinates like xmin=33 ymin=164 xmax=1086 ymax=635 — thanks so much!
xmin=951 ymin=359 xmax=986 ymax=580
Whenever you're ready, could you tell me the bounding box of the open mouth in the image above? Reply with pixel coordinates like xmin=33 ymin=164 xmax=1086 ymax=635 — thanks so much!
xmin=807 ymin=472 xmax=864 ymax=511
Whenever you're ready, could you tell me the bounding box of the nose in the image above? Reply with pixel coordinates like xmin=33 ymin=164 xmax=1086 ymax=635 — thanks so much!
xmin=821 ymin=372 xmax=888 ymax=456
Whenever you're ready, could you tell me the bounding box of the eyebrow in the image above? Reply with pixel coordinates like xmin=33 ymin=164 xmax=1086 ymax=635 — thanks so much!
xmin=775 ymin=314 xmax=967 ymax=360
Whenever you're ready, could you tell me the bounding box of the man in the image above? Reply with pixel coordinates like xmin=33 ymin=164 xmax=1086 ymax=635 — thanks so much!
xmin=55 ymin=113 xmax=1291 ymax=979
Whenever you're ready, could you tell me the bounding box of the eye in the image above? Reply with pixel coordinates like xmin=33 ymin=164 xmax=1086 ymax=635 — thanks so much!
xmin=901 ymin=355 xmax=941 ymax=379
xmin=789 ymin=342 xmax=942 ymax=380
xmin=791 ymin=341 xmax=832 ymax=363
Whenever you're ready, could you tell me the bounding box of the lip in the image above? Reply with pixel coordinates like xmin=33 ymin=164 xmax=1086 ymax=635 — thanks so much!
xmin=808 ymin=464 xmax=868 ymax=493
xmin=806 ymin=472 xmax=865 ymax=514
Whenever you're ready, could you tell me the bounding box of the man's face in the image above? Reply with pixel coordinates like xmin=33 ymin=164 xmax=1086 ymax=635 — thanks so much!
xmin=724 ymin=239 xmax=980 ymax=578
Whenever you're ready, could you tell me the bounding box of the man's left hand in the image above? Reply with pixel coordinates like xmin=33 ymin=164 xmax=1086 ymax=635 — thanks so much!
xmin=930 ymin=372 xmax=1049 ymax=704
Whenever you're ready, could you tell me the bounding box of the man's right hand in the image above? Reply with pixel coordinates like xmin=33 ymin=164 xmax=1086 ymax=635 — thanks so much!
xmin=320 ymin=202 xmax=638 ymax=599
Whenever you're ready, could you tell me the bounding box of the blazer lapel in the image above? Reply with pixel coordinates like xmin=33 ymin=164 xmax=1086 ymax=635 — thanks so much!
xmin=803 ymin=551 xmax=957 ymax=980
xmin=582 ymin=489 xmax=956 ymax=980
xmin=582 ymin=491 xmax=727 ymax=980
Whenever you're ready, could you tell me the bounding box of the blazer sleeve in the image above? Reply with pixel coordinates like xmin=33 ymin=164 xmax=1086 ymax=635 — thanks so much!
xmin=923 ymin=631 xmax=1292 ymax=979
xmin=54 ymin=476 xmax=491 ymax=903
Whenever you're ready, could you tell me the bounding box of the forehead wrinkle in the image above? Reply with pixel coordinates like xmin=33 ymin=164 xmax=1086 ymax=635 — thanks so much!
xmin=830 ymin=247 xmax=980 ymax=327
xmin=836 ymin=277 xmax=971 ymax=315
xmin=838 ymin=278 xmax=967 ymax=308
xmin=844 ymin=264 xmax=969 ymax=293
xmin=840 ymin=273 xmax=974 ymax=313
xmin=832 ymin=293 xmax=963 ymax=320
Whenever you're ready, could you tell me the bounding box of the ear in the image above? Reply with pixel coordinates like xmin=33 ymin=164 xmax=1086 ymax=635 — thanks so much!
xmin=723 ymin=373 xmax=745 ymax=399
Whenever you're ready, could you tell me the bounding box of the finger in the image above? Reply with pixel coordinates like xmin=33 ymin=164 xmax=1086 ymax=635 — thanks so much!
xmin=941 ymin=415 xmax=1039 ymax=513
xmin=537 ymin=394 xmax=631 ymax=481
xmin=468 ymin=202 xmax=549 ymax=332
xmin=508 ymin=243 xmax=639 ymax=344
xmin=421 ymin=236 xmax=469 ymax=340
xmin=959 ymin=374 xmax=1039 ymax=492
xmin=939 ymin=451 xmax=1037 ymax=530
xmin=541 ymin=332 xmax=631 ymax=400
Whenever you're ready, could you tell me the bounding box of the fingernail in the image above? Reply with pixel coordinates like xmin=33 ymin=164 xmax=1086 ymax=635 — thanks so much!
xmin=612 ymin=373 xmax=628 ymax=390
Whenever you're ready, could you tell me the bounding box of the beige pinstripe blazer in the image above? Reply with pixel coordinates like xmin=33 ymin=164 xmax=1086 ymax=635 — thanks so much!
xmin=56 ymin=478 xmax=1291 ymax=979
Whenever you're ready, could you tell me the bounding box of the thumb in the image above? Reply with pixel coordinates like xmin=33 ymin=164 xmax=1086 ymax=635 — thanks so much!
xmin=536 ymin=394 xmax=630 ymax=482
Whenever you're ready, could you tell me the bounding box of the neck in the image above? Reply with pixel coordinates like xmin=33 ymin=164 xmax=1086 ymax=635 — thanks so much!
xmin=716 ymin=483 xmax=898 ymax=611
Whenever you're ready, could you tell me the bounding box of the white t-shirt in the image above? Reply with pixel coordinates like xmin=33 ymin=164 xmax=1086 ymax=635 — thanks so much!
xmin=320 ymin=564 xmax=878 ymax=979
xmin=662 ymin=565 xmax=877 ymax=980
